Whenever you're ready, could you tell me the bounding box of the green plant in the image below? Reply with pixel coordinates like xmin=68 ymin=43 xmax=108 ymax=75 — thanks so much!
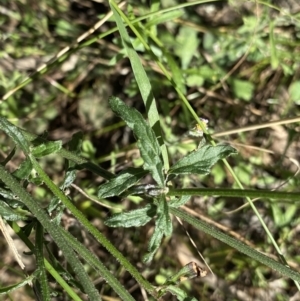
xmin=1 ymin=0 xmax=300 ymax=300
xmin=2 ymin=93 xmax=300 ymax=300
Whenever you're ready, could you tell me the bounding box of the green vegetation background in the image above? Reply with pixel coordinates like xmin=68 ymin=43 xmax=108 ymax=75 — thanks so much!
xmin=1 ymin=0 xmax=300 ymax=300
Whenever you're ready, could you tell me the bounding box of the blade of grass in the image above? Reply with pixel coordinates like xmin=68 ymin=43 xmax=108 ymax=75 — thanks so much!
xmin=28 ymin=154 xmax=157 ymax=298
xmin=59 ymin=228 xmax=136 ymax=301
xmin=170 ymin=207 xmax=300 ymax=282
xmin=167 ymin=187 xmax=300 ymax=201
xmin=269 ymin=20 xmax=279 ymax=69
xmin=109 ymin=0 xmax=205 ymax=129
xmin=221 ymin=159 xmax=300 ymax=290
xmin=8 ymin=209 xmax=137 ymax=300
xmin=8 ymin=220 xmax=87 ymax=301
xmin=0 ymin=164 xmax=101 ymax=300
xmin=35 ymin=222 xmax=51 ymax=301
xmin=109 ymin=1 xmax=169 ymax=172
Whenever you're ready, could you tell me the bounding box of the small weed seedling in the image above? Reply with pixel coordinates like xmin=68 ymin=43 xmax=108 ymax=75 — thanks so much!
xmin=99 ymin=96 xmax=237 ymax=299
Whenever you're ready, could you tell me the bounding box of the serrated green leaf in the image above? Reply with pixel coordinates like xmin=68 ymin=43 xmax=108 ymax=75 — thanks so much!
xmin=105 ymin=204 xmax=156 ymax=228
xmin=98 ymin=167 xmax=148 ymax=198
xmin=30 ymin=141 xmax=62 ymax=157
xmin=0 ymin=202 xmax=28 ymax=221
xmin=169 ymin=144 xmax=237 ymax=175
xmin=143 ymin=226 xmax=163 ymax=263
xmin=109 ymin=97 xmax=164 ymax=186
xmin=143 ymin=197 xmax=172 ymax=262
xmin=157 ymin=197 xmax=172 ymax=237
xmin=169 ymin=195 xmax=191 ymax=208
xmin=0 ymin=118 xmax=30 ymax=154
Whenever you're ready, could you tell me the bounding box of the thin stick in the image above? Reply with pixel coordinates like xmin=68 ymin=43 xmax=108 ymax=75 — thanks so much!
xmin=175 ymin=215 xmax=214 ymax=275
xmin=0 ymin=216 xmax=25 ymax=269
xmin=71 ymin=184 xmax=115 ymax=210
xmin=212 ymin=116 xmax=300 ymax=138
